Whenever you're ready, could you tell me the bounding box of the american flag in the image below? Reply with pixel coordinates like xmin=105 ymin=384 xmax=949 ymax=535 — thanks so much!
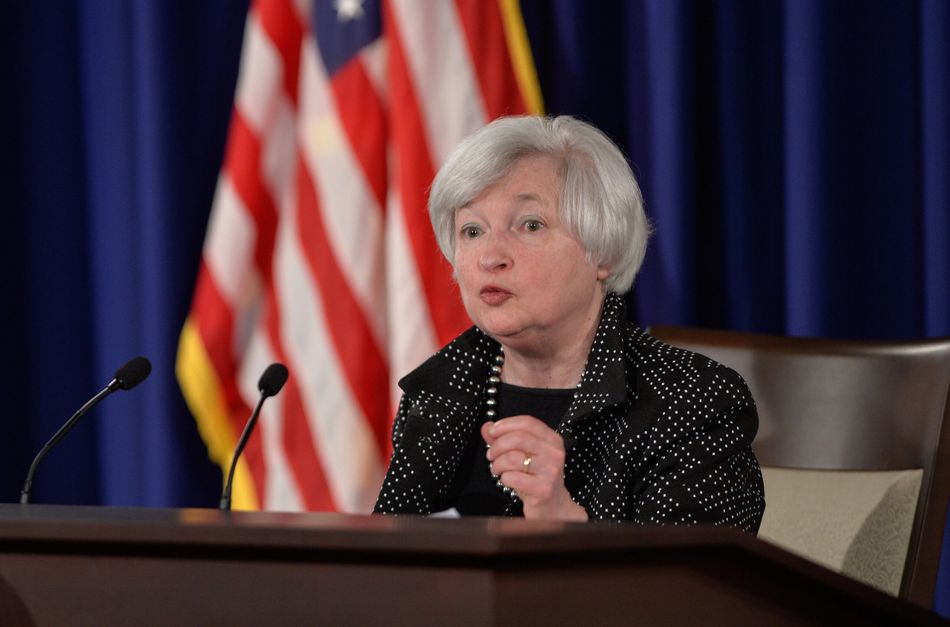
xmin=177 ymin=0 xmax=541 ymax=511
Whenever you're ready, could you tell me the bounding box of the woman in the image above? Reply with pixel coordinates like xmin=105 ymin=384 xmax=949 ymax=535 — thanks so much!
xmin=374 ymin=115 xmax=764 ymax=530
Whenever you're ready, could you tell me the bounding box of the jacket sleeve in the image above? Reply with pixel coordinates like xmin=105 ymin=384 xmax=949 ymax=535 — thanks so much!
xmin=373 ymin=394 xmax=422 ymax=514
xmin=631 ymin=366 xmax=766 ymax=533
xmin=373 ymin=393 xmax=464 ymax=515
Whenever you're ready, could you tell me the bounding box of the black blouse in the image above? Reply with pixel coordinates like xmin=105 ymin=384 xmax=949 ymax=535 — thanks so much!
xmin=453 ymin=383 xmax=574 ymax=516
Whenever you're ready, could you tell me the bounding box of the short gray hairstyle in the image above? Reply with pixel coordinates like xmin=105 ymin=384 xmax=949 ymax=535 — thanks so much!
xmin=428 ymin=115 xmax=650 ymax=294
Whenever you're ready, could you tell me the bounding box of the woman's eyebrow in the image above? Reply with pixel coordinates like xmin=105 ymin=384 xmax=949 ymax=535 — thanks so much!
xmin=513 ymin=192 xmax=546 ymax=205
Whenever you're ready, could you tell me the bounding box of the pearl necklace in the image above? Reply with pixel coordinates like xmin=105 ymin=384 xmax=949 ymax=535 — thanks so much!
xmin=485 ymin=350 xmax=503 ymax=419
xmin=485 ymin=349 xmax=514 ymax=497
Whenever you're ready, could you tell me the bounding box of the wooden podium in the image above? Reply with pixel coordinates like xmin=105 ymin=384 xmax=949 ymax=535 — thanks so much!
xmin=0 ymin=504 xmax=944 ymax=626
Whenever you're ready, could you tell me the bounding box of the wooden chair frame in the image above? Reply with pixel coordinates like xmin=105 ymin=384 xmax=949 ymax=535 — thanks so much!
xmin=649 ymin=326 xmax=950 ymax=608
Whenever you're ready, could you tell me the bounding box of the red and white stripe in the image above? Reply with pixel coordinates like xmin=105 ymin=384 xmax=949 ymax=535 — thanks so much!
xmin=184 ymin=0 xmax=531 ymax=512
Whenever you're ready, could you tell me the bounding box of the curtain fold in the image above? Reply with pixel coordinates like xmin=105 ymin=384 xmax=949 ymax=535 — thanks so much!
xmin=921 ymin=0 xmax=950 ymax=337
xmin=0 ymin=3 xmax=100 ymax=505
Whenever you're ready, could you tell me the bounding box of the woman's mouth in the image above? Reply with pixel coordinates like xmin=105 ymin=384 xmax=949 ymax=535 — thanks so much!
xmin=479 ymin=286 xmax=512 ymax=305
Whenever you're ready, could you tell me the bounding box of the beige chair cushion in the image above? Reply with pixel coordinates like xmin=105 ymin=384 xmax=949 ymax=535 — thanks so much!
xmin=758 ymin=466 xmax=922 ymax=596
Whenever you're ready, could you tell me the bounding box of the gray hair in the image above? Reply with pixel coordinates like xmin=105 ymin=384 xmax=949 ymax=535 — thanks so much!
xmin=428 ymin=115 xmax=650 ymax=294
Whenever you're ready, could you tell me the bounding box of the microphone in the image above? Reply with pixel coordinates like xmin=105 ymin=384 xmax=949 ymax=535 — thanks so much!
xmin=219 ymin=363 xmax=288 ymax=510
xmin=20 ymin=356 xmax=152 ymax=504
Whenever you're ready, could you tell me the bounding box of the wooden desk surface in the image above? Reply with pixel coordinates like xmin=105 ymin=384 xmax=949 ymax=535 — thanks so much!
xmin=0 ymin=504 xmax=943 ymax=626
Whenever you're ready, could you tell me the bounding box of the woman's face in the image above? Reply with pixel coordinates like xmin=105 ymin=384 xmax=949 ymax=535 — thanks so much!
xmin=453 ymin=155 xmax=609 ymax=357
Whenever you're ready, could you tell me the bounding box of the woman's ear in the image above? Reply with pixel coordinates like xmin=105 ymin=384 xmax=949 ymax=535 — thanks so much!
xmin=596 ymin=265 xmax=610 ymax=281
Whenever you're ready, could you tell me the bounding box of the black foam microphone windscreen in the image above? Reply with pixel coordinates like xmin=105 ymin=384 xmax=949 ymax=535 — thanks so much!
xmin=111 ymin=356 xmax=152 ymax=391
xmin=258 ymin=363 xmax=288 ymax=398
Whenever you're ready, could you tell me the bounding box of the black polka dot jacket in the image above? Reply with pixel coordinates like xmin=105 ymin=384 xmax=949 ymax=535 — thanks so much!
xmin=374 ymin=293 xmax=765 ymax=532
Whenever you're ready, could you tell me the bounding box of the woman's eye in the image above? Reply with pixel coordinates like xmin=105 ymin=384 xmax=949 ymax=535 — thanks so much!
xmin=461 ymin=225 xmax=482 ymax=239
xmin=524 ymin=219 xmax=543 ymax=232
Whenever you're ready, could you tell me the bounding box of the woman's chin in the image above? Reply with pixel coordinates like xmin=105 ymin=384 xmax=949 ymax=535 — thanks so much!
xmin=486 ymin=326 xmax=542 ymax=352
xmin=479 ymin=321 xmax=524 ymax=343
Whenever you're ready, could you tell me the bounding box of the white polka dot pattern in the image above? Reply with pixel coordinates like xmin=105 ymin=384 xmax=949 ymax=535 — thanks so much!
xmin=374 ymin=294 xmax=766 ymax=532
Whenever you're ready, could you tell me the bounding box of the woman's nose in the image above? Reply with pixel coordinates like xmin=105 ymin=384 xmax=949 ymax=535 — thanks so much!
xmin=478 ymin=235 xmax=512 ymax=272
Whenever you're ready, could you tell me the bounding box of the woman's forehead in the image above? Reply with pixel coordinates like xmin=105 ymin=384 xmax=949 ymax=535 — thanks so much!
xmin=459 ymin=157 xmax=560 ymax=213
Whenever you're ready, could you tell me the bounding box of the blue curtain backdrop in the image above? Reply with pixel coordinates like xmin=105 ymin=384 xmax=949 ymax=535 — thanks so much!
xmin=0 ymin=1 xmax=249 ymax=508
xmin=0 ymin=0 xmax=947 ymax=613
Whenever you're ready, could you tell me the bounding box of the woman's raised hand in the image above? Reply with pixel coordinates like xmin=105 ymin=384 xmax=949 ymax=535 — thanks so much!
xmin=482 ymin=415 xmax=588 ymax=521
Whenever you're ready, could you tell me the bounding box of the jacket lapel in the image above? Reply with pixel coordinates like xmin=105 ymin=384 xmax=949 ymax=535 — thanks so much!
xmin=560 ymin=293 xmax=630 ymax=428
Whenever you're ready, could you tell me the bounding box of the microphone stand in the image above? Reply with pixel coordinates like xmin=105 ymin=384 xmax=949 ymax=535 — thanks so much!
xmin=219 ymin=394 xmax=267 ymax=511
xmin=20 ymin=385 xmax=114 ymax=504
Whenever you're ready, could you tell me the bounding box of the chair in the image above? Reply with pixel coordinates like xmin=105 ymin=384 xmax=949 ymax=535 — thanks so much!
xmin=648 ymin=326 xmax=950 ymax=608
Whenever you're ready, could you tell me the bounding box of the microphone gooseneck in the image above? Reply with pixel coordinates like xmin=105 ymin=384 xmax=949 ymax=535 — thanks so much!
xmin=219 ymin=363 xmax=289 ymax=511
xmin=20 ymin=356 xmax=152 ymax=504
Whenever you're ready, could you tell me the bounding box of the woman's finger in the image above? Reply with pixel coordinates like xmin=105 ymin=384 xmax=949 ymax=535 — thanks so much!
xmin=490 ymin=448 xmax=547 ymax=476
xmin=485 ymin=414 xmax=560 ymax=442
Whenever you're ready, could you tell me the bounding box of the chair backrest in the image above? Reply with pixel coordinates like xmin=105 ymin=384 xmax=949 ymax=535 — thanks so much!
xmin=648 ymin=326 xmax=950 ymax=607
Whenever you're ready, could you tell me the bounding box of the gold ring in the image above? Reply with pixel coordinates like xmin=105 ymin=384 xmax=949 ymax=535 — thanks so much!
xmin=522 ymin=454 xmax=533 ymax=474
